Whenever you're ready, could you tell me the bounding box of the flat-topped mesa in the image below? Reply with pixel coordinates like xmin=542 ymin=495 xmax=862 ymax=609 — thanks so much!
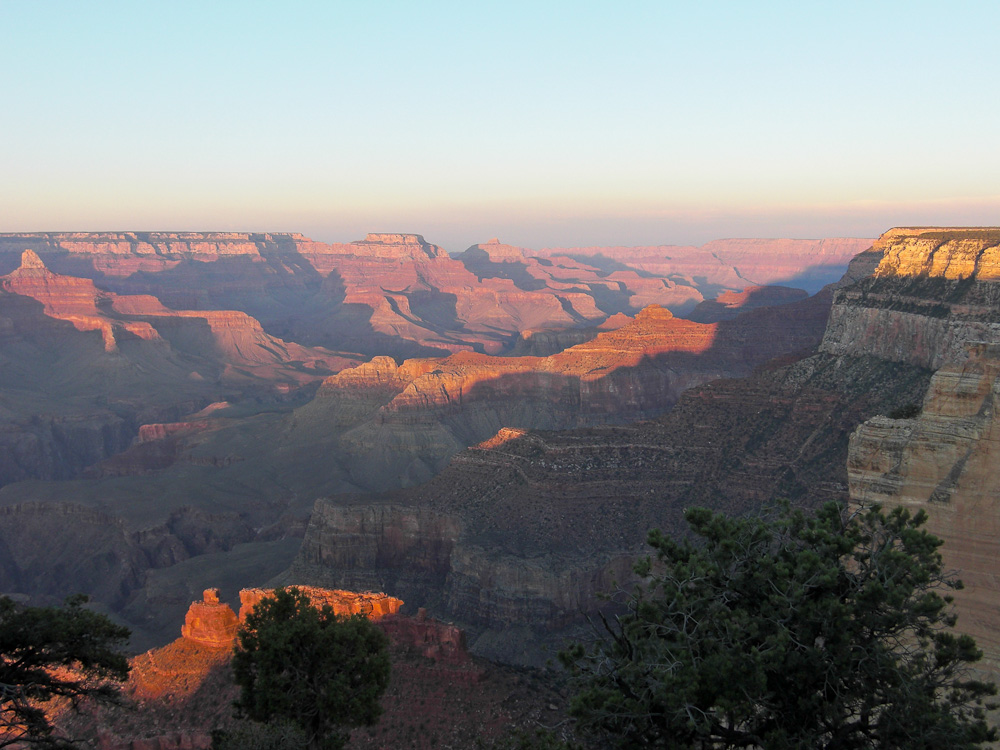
xmin=464 ymin=238 xmax=528 ymax=260
xmin=352 ymin=233 xmax=444 ymax=260
xmin=820 ymin=227 xmax=1000 ymax=371
xmin=180 ymin=588 xmax=239 ymax=648
xmin=238 ymin=586 xmax=404 ymax=621
xmin=871 ymin=227 xmax=1000 ymax=280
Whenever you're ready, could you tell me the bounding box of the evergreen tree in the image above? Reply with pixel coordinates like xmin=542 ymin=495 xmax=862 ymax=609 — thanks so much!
xmin=0 ymin=594 xmax=130 ymax=748
xmin=230 ymin=587 xmax=390 ymax=750
xmin=561 ymin=502 xmax=997 ymax=749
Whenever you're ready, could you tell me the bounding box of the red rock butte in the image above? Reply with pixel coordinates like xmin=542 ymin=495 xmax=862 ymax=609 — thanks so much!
xmin=180 ymin=588 xmax=239 ymax=648
xmin=177 ymin=586 xmax=404 ymax=649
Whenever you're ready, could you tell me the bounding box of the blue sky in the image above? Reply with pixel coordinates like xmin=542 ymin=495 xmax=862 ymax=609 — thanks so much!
xmin=2 ymin=1 xmax=998 ymax=250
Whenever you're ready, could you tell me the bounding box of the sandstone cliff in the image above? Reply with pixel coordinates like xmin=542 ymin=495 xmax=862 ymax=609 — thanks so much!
xmin=822 ymin=228 xmax=1000 ymax=370
xmin=848 ymin=341 xmax=1000 ymax=673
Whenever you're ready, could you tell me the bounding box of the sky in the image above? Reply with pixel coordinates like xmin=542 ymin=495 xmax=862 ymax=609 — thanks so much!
xmin=2 ymin=1 xmax=999 ymax=252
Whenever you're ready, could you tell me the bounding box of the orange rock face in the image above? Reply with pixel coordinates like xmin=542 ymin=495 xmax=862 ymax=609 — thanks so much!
xmin=179 ymin=589 xmax=239 ymax=648
xmin=238 ymin=586 xmax=404 ymax=622
xmin=822 ymin=227 xmax=1000 ymax=370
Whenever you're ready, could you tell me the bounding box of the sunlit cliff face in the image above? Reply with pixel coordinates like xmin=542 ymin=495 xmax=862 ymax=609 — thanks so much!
xmin=872 ymin=228 xmax=1000 ymax=280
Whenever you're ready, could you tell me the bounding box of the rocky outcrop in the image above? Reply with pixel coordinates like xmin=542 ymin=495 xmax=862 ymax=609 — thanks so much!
xmin=180 ymin=589 xmax=238 ymax=648
xmin=379 ymin=608 xmax=473 ymax=667
xmin=67 ymin=585 xmax=550 ymax=750
xmin=848 ymin=343 xmax=1000 ymax=672
xmin=821 ymin=228 xmax=1000 ymax=370
xmin=238 ymin=586 xmax=403 ymax=621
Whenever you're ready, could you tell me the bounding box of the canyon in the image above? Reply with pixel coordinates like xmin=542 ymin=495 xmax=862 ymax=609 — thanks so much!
xmin=0 ymin=232 xmax=845 ymax=649
xmin=0 ymin=232 xmax=869 ymax=358
xmin=8 ymin=227 xmax=999 ymax=671
xmin=289 ymin=228 xmax=1000 ymax=664
xmin=5 ymin=225 xmax=1000 ymax=743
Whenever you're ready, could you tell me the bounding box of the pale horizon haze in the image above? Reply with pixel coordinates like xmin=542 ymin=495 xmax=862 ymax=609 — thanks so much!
xmin=2 ymin=1 xmax=998 ymax=252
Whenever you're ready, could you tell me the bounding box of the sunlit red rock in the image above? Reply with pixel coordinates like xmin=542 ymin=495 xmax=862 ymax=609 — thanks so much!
xmin=179 ymin=589 xmax=239 ymax=648
xmin=238 ymin=586 xmax=403 ymax=621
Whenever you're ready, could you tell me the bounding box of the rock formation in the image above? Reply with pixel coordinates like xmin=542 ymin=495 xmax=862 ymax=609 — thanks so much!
xmin=238 ymin=586 xmax=403 ymax=621
xmin=849 ymin=340 xmax=1000 ymax=674
xmin=289 ymin=231 xmax=949 ymax=663
xmin=68 ymin=586 xmax=487 ymax=749
xmin=821 ymin=227 xmax=1000 ymax=370
xmin=0 ymin=231 xmax=869 ymax=358
xmin=179 ymin=589 xmax=239 ymax=648
xmin=820 ymin=226 xmax=1000 ymax=653
xmin=0 ymin=250 xmax=356 ymax=489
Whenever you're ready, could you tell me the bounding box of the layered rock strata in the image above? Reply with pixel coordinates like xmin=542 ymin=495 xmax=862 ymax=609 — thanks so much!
xmin=291 ymin=292 xmax=831 ymax=494
xmin=292 ymin=231 xmax=949 ymax=663
xmin=822 ymin=228 xmax=1000 ymax=370
xmin=294 ymin=351 xmax=931 ymax=662
xmin=848 ymin=342 xmax=1000 ymax=672
xmin=0 ymin=231 xmax=869 ymax=357
xmin=179 ymin=588 xmax=238 ymax=647
xmin=0 ymin=250 xmax=353 ymax=488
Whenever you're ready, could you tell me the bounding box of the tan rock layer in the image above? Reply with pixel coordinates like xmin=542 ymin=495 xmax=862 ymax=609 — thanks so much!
xmin=848 ymin=346 xmax=1000 ymax=673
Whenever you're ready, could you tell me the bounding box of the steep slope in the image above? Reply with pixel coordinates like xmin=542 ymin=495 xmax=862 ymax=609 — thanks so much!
xmin=841 ymin=227 xmax=1000 ymax=676
xmin=821 ymin=228 xmax=1000 ymax=369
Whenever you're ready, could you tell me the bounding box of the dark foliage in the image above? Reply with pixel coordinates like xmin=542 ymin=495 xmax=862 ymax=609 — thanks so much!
xmin=561 ymin=502 xmax=997 ymax=749
xmin=0 ymin=594 xmax=130 ymax=748
xmin=230 ymin=587 xmax=390 ymax=750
